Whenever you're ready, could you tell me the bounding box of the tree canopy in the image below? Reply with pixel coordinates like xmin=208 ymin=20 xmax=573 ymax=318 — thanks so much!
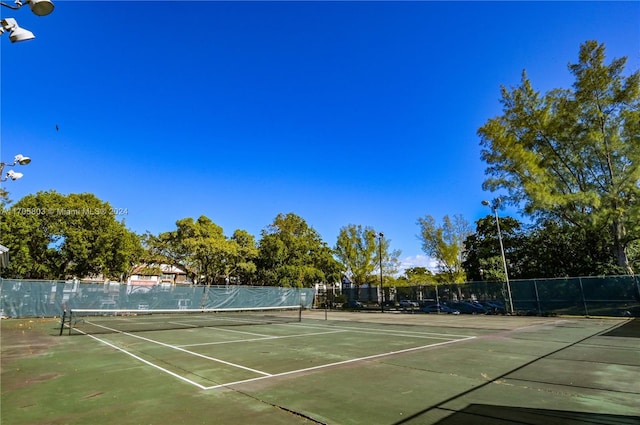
xmin=478 ymin=40 xmax=640 ymax=273
xmin=256 ymin=213 xmax=342 ymax=287
xmin=417 ymin=214 xmax=470 ymax=283
xmin=144 ymin=215 xmax=251 ymax=285
xmin=0 ymin=191 xmax=141 ymax=279
xmin=334 ymin=224 xmax=401 ymax=289
xmin=462 ymin=215 xmax=522 ymax=282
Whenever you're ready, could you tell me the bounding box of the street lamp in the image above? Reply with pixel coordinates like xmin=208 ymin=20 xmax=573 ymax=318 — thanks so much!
xmin=0 ymin=17 xmax=34 ymax=42
xmin=1 ymin=154 xmax=31 ymax=182
xmin=0 ymin=0 xmax=54 ymax=16
xmin=377 ymin=232 xmax=384 ymax=313
xmin=482 ymin=198 xmax=514 ymax=314
xmin=1 ymin=0 xmax=55 ymax=43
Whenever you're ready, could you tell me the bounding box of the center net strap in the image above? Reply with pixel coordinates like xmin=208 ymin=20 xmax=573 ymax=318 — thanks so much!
xmin=64 ymin=305 xmax=302 ymax=335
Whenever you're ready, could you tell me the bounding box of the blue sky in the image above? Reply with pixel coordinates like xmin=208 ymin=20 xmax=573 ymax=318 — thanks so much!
xmin=2 ymin=1 xmax=639 ymax=272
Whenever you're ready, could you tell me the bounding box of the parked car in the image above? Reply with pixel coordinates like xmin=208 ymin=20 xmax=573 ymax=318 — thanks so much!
xmin=449 ymin=301 xmax=488 ymax=315
xmin=479 ymin=301 xmax=506 ymax=315
xmin=399 ymin=300 xmax=419 ymax=308
xmin=343 ymin=300 xmax=363 ymax=309
xmin=422 ymin=304 xmax=460 ymax=314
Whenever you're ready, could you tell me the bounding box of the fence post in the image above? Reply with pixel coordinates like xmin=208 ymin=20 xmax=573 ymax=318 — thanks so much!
xmin=533 ymin=280 xmax=541 ymax=316
xmin=59 ymin=309 xmax=66 ymax=336
xmin=578 ymin=277 xmax=589 ymax=317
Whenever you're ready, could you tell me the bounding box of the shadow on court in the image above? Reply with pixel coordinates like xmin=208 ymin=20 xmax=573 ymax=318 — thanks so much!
xmin=602 ymin=318 xmax=640 ymax=337
xmin=3 ymin=314 xmax=639 ymax=425
xmin=430 ymin=405 xmax=640 ymax=424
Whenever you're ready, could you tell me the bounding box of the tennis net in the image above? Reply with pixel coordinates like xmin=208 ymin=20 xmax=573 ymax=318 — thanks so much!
xmin=60 ymin=305 xmax=303 ymax=335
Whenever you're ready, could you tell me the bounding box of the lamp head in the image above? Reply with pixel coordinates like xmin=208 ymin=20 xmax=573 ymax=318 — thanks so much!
xmin=481 ymin=200 xmax=490 ymax=206
xmin=27 ymin=0 xmax=55 ymax=16
xmin=14 ymin=154 xmax=31 ymax=165
xmin=1 ymin=18 xmax=35 ymax=43
xmin=6 ymin=170 xmax=24 ymax=181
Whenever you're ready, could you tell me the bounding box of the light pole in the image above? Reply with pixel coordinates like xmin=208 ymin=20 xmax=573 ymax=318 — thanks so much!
xmin=482 ymin=198 xmax=514 ymax=314
xmin=1 ymin=154 xmax=31 ymax=182
xmin=1 ymin=0 xmax=54 ymax=43
xmin=377 ymin=232 xmax=384 ymax=313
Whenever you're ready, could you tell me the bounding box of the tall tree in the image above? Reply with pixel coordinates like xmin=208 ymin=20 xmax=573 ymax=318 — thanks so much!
xmin=517 ymin=220 xmax=619 ymax=278
xmin=145 ymin=216 xmax=235 ymax=285
xmin=479 ymin=41 xmax=640 ymax=273
xmin=256 ymin=213 xmax=341 ymax=287
xmin=401 ymin=267 xmax=436 ymax=286
xmin=227 ymin=229 xmax=258 ymax=284
xmin=0 ymin=191 xmax=142 ymax=279
xmin=417 ymin=214 xmax=471 ymax=283
xmin=334 ymin=224 xmax=401 ymax=296
xmin=462 ymin=215 xmax=523 ymax=282
xmin=464 ymin=216 xmax=622 ymax=279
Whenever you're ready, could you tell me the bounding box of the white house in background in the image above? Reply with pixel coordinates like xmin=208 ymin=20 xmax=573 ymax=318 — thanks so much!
xmin=0 ymin=244 xmax=9 ymax=269
xmin=127 ymin=264 xmax=191 ymax=294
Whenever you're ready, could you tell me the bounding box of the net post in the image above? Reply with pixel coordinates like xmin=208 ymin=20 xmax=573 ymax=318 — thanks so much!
xmin=298 ymin=304 xmax=303 ymax=322
xmin=59 ymin=310 xmax=67 ymax=336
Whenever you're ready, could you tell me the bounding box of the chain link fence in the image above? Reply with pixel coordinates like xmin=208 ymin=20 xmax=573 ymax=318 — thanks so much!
xmin=322 ymin=275 xmax=640 ymax=317
xmin=0 ymin=279 xmax=315 ymax=318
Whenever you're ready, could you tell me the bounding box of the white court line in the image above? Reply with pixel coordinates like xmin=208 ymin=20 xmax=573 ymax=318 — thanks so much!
xmin=204 ymin=326 xmax=275 ymax=338
xmin=168 ymin=322 xmax=274 ymax=338
xmin=82 ymin=320 xmax=272 ymax=377
xmin=76 ymin=321 xmax=476 ymax=391
xmin=179 ymin=329 xmax=348 ymax=348
xmin=203 ymin=335 xmax=477 ymax=390
xmin=282 ymin=322 xmax=472 ymax=339
xmin=76 ymin=329 xmax=208 ymax=390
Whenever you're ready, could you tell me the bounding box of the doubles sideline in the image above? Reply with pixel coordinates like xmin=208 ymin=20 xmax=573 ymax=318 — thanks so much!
xmin=75 ymin=320 xmax=476 ymax=391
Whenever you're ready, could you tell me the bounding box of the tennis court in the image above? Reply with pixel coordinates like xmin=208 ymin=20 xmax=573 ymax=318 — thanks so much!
xmin=2 ymin=310 xmax=639 ymax=424
xmin=64 ymin=307 xmax=476 ymax=391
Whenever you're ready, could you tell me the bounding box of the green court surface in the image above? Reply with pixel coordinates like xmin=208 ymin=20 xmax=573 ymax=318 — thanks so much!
xmin=2 ymin=311 xmax=639 ymax=424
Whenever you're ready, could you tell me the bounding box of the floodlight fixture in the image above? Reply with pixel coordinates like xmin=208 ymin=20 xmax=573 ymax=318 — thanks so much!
xmin=0 ymin=17 xmax=35 ymax=43
xmin=4 ymin=170 xmax=24 ymax=181
xmin=26 ymin=0 xmax=54 ymax=16
xmin=481 ymin=197 xmax=514 ymax=314
xmin=14 ymin=154 xmax=31 ymax=165
xmin=0 ymin=0 xmax=54 ymax=16
xmin=0 ymin=152 xmax=31 ymax=182
xmin=377 ymin=231 xmax=384 ymax=312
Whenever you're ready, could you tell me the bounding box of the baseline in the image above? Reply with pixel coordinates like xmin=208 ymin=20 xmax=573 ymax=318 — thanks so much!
xmin=203 ymin=335 xmax=477 ymax=390
xmin=77 ymin=319 xmax=476 ymax=391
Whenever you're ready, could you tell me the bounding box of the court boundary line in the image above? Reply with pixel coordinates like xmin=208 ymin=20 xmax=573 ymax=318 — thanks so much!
xmin=80 ymin=320 xmax=273 ymax=376
xmin=203 ymin=335 xmax=477 ymax=390
xmin=77 ymin=321 xmax=476 ymax=390
xmin=178 ymin=329 xmax=348 ymax=348
xmin=284 ymin=321 xmax=474 ymax=339
xmin=79 ymin=330 xmax=209 ymax=390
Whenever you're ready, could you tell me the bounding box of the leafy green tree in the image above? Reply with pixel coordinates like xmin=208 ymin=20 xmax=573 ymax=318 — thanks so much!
xmin=517 ymin=220 xmax=620 ymax=278
xmin=145 ymin=216 xmax=239 ymax=285
xmin=334 ymin=225 xmax=378 ymax=292
xmin=401 ymin=267 xmax=436 ymax=285
xmin=463 ymin=215 xmax=523 ymax=281
xmin=334 ymin=224 xmax=401 ymax=298
xmin=227 ymin=229 xmax=258 ymax=284
xmin=256 ymin=213 xmax=341 ymax=287
xmin=0 ymin=191 xmax=142 ymax=279
xmin=464 ymin=215 xmax=623 ymax=280
xmin=417 ymin=214 xmax=470 ymax=283
xmin=479 ymin=41 xmax=640 ymax=273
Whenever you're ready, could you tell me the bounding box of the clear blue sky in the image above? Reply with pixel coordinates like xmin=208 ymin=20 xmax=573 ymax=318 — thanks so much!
xmin=2 ymin=1 xmax=638 ymax=272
